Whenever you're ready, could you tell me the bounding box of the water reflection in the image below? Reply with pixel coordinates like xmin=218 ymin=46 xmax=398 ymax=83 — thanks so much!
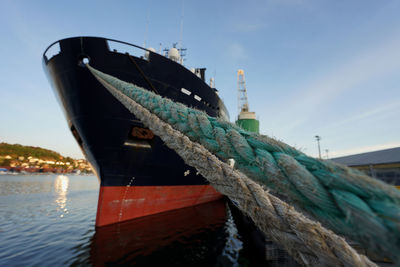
xmin=86 ymin=199 xmax=239 ymax=266
xmin=54 ymin=175 xmax=69 ymax=213
xmin=0 ymin=175 xmax=295 ymax=266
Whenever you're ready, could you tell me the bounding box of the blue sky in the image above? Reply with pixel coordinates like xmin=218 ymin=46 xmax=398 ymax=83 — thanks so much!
xmin=0 ymin=0 xmax=399 ymax=159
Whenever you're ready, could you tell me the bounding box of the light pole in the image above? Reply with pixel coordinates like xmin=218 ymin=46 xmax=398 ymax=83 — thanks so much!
xmin=325 ymin=149 xmax=329 ymax=159
xmin=315 ymin=135 xmax=321 ymax=159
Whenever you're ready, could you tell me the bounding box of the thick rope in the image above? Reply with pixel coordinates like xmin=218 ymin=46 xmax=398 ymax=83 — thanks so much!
xmin=87 ymin=65 xmax=400 ymax=263
xmin=87 ymin=65 xmax=400 ymax=262
xmin=88 ymin=66 xmax=376 ymax=266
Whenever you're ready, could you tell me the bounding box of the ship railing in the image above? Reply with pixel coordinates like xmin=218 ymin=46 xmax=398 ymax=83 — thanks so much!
xmin=42 ymin=37 xmax=227 ymax=119
xmin=43 ymin=40 xmax=61 ymax=63
xmin=106 ymin=38 xmax=150 ymax=59
xmin=43 ymin=37 xmax=154 ymax=64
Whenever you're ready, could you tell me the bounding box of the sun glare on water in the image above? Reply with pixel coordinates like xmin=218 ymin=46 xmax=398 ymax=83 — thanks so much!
xmin=54 ymin=175 xmax=69 ymax=214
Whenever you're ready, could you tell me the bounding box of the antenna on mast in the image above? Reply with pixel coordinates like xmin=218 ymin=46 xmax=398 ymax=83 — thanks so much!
xmin=179 ymin=0 xmax=184 ymax=50
xmin=144 ymin=4 xmax=150 ymax=48
xmin=178 ymin=0 xmax=185 ymax=64
xmin=214 ymin=70 xmax=217 ymax=88
xmin=163 ymin=1 xmax=187 ymax=65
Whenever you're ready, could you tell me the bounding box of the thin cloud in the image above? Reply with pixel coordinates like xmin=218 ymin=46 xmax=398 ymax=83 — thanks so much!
xmin=226 ymin=43 xmax=248 ymax=61
xmin=275 ymin=0 xmax=308 ymax=5
xmin=234 ymin=23 xmax=265 ymax=33
xmin=323 ymin=101 xmax=400 ymax=131
xmin=276 ymin=37 xmax=400 ymax=131
xmin=1 ymin=2 xmax=43 ymax=54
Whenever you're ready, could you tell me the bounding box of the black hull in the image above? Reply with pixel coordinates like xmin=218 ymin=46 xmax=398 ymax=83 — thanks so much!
xmin=43 ymin=37 xmax=228 ymax=188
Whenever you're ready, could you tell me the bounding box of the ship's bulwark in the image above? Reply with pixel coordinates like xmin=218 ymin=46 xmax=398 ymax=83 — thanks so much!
xmin=43 ymin=37 xmax=229 ymax=226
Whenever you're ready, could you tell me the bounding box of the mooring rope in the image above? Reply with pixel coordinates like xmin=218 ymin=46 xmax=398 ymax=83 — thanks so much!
xmin=87 ymin=65 xmax=400 ymax=263
xmin=87 ymin=65 xmax=383 ymax=266
xmin=87 ymin=65 xmax=376 ymax=266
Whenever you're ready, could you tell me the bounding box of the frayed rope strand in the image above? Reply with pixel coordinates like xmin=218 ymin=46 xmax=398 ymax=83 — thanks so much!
xmin=88 ymin=64 xmax=394 ymax=266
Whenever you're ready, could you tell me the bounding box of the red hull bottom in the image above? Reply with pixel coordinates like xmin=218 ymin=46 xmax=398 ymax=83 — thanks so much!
xmin=96 ymin=185 xmax=222 ymax=227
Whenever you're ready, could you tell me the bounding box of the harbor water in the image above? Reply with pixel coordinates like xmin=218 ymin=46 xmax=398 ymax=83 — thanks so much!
xmin=0 ymin=174 xmax=295 ymax=266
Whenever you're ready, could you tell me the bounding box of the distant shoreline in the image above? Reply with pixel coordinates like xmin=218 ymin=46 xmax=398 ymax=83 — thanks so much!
xmin=0 ymin=167 xmax=92 ymax=175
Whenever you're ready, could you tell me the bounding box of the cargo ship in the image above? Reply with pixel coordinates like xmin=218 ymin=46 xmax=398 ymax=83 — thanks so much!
xmin=43 ymin=36 xmax=229 ymax=226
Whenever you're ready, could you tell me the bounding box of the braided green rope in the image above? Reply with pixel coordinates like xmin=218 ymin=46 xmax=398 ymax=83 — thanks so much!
xmin=88 ymin=65 xmax=400 ymax=263
xmin=94 ymin=73 xmax=377 ymax=266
